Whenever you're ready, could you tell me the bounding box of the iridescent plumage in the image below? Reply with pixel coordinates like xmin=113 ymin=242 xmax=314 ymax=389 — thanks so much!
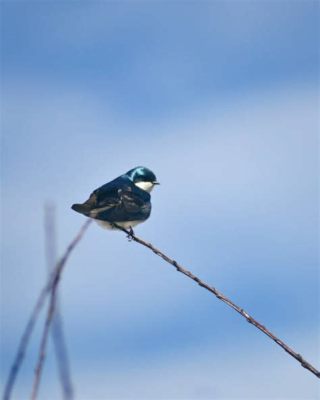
xmin=72 ymin=166 xmax=159 ymax=229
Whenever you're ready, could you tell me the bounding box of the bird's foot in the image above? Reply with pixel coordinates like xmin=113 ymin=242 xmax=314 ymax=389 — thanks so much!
xmin=127 ymin=226 xmax=134 ymax=241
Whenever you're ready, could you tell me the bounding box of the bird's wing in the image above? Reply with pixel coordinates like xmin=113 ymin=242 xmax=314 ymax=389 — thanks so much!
xmin=74 ymin=177 xmax=151 ymax=222
xmin=119 ymin=187 xmax=151 ymax=213
xmin=72 ymin=177 xmax=127 ymax=215
xmin=93 ymin=178 xmax=126 ymax=206
xmin=95 ymin=185 xmax=151 ymax=222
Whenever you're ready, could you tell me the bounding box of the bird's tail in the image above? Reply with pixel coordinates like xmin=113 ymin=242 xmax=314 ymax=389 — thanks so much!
xmin=71 ymin=203 xmax=91 ymax=215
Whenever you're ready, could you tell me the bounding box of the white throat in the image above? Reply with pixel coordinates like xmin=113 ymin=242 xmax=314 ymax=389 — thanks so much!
xmin=134 ymin=181 xmax=154 ymax=192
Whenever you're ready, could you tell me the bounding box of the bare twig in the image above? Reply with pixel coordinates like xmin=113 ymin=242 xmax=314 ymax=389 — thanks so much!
xmin=45 ymin=204 xmax=73 ymax=400
xmin=30 ymin=218 xmax=92 ymax=400
xmin=30 ymin=272 xmax=59 ymax=400
xmin=3 ymin=285 xmax=50 ymax=400
xmin=3 ymin=219 xmax=92 ymax=400
xmin=114 ymin=224 xmax=320 ymax=379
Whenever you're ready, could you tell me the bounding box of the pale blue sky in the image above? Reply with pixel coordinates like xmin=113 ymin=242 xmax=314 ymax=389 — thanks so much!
xmin=1 ymin=1 xmax=319 ymax=399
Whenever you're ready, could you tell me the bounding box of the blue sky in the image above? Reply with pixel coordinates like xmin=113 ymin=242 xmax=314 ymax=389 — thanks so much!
xmin=1 ymin=1 xmax=319 ymax=399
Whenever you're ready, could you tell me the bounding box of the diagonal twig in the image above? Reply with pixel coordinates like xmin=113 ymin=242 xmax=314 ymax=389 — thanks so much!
xmin=30 ymin=270 xmax=59 ymax=400
xmin=3 ymin=283 xmax=50 ymax=400
xmin=30 ymin=218 xmax=92 ymax=400
xmin=44 ymin=204 xmax=73 ymax=400
xmin=114 ymin=224 xmax=320 ymax=379
xmin=3 ymin=219 xmax=92 ymax=400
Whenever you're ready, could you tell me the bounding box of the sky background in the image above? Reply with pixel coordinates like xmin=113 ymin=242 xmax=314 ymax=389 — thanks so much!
xmin=1 ymin=1 xmax=319 ymax=399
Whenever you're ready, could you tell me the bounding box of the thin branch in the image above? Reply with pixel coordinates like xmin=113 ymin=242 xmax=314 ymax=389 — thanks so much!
xmin=31 ymin=218 xmax=92 ymax=400
xmin=44 ymin=204 xmax=73 ymax=400
xmin=114 ymin=224 xmax=320 ymax=379
xmin=30 ymin=274 xmax=58 ymax=400
xmin=3 ymin=219 xmax=92 ymax=400
xmin=49 ymin=314 xmax=73 ymax=399
xmin=3 ymin=284 xmax=49 ymax=400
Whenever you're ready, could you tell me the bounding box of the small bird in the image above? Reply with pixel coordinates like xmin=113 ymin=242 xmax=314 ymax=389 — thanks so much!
xmin=71 ymin=166 xmax=159 ymax=231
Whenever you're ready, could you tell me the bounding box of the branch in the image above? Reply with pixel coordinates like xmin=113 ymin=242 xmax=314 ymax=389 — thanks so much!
xmin=44 ymin=204 xmax=73 ymax=400
xmin=114 ymin=224 xmax=320 ymax=379
xmin=30 ymin=218 xmax=92 ymax=399
xmin=3 ymin=283 xmax=50 ymax=400
xmin=30 ymin=272 xmax=58 ymax=400
xmin=3 ymin=220 xmax=92 ymax=400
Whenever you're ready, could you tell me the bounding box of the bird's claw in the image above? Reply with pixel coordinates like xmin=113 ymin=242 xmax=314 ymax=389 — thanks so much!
xmin=127 ymin=226 xmax=134 ymax=241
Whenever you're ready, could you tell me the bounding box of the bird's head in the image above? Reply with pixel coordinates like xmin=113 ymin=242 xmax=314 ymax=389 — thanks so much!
xmin=126 ymin=166 xmax=160 ymax=192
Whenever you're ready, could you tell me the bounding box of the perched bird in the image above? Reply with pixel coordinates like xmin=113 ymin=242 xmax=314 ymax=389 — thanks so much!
xmin=71 ymin=166 xmax=159 ymax=231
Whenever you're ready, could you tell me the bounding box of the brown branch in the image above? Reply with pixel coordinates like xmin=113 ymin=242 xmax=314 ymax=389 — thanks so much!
xmin=114 ymin=224 xmax=320 ymax=379
xmin=3 ymin=219 xmax=92 ymax=400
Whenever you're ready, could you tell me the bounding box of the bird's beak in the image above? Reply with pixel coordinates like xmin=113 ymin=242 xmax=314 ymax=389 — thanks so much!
xmin=153 ymin=181 xmax=160 ymax=185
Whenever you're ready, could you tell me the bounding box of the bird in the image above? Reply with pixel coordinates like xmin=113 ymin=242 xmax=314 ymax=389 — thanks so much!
xmin=71 ymin=166 xmax=159 ymax=232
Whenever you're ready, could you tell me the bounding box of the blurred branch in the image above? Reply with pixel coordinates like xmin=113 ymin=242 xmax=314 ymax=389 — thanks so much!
xmin=44 ymin=204 xmax=73 ymax=400
xmin=3 ymin=282 xmax=50 ymax=400
xmin=3 ymin=219 xmax=92 ymax=400
xmin=30 ymin=265 xmax=59 ymax=400
xmin=30 ymin=218 xmax=92 ymax=400
xmin=114 ymin=224 xmax=320 ymax=379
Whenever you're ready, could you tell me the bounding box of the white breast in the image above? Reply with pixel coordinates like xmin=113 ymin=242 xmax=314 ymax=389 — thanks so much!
xmin=96 ymin=219 xmax=143 ymax=230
